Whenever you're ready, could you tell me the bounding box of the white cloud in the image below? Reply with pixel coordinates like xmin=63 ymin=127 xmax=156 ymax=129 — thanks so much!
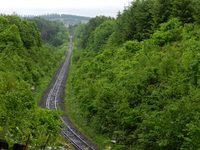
xmin=0 ymin=0 xmax=130 ymax=17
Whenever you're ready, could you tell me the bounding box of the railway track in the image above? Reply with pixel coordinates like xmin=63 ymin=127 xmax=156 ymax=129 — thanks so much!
xmin=45 ymin=36 xmax=96 ymax=150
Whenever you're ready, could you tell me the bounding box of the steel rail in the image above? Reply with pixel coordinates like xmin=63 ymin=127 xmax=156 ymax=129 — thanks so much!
xmin=45 ymin=36 xmax=95 ymax=150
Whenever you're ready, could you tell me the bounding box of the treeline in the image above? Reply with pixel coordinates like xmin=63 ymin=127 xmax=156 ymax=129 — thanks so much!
xmin=40 ymin=13 xmax=90 ymax=22
xmin=79 ymin=0 xmax=199 ymax=47
xmin=26 ymin=13 xmax=90 ymax=26
xmin=66 ymin=0 xmax=200 ymax=149
xmin=0 ymin=15 xmax=69 ymax=149
xmin=27 ymin=17 xmax=69 ymax=47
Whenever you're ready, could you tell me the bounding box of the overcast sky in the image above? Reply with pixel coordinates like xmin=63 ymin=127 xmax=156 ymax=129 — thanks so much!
xmin=1 ymin=0 xmax=131 ymax=17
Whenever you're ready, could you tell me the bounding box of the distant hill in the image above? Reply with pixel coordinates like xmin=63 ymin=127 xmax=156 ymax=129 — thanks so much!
xmin=26 ymin=13 xmax=91 ymax=26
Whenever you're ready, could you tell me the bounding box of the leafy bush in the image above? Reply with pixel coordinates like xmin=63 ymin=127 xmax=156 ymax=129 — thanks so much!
xmin=66 ymin=18 xmax=200 ymax=149
xmin=0 ymin=15 xmax=69 ymax=149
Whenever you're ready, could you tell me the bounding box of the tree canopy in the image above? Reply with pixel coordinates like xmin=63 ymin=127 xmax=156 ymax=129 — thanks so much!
xmin=66 ymin=0 xmax=200 ymax=149
xmin=0 ymin=15 xmax=69 ymax=149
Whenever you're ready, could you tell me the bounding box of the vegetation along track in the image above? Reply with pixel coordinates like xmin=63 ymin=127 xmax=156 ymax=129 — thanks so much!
xmin=41 ymin=36 xmax=98 ymax=150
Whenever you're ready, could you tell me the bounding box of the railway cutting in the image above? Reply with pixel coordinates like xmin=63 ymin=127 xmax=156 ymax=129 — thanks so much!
xmin=40 ymin=36 xmax=99 ymax=150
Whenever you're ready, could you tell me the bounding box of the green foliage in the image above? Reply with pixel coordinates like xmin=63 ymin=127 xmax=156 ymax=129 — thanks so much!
xmin=87 ymin=20 xmax=115 ymax=52
xmin=64 ymin=0 xmax=200 ymax=149
xmin=0 ymin=15 xmax=69 ymax=149
xmin=79 ymin=16 xmax=112 ymax=49
xmin=152 ymin=18 xmax=182 ymax=46
xmin=5 ymin=15 xmax=42 ymax=49
xmin=123 ymin=40 xmax=141 ymax=53
xmin=28 ymin=17 xmax=69 ymax=47
xmin=113 ymin=0 xmax=154 ymax=43
xmin=66 ymin=16 xmax=200 ymax=149
xmin=110 ymin=0 xmax=198 ymax=45
xmin=193 ymin=0 xmax=200 ymax=24
xmin=151 ymin=0 xmax=173 ymax=29
xmin=171 ymin=0 xmax=194 ymax=23
xmin=0 ymin=24 xmax=23 ymax=49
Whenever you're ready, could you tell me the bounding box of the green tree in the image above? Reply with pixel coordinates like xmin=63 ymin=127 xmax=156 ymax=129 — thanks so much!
xmin=80 ymin=16 xmax=110 ymax=49
xmin=0 ymin=14 xmax=69 ymax=149
xmin=87 ymin=20 xmax=115 ymax=52
xmin=151 ymin=0 xmax=173 ymax=30
xmin=171 ymin=0 xmax=194 ymax=23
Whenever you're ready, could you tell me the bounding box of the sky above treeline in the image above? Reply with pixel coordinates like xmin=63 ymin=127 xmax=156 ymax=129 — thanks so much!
xmin=1 ymin=0 xmax=131 ymax=17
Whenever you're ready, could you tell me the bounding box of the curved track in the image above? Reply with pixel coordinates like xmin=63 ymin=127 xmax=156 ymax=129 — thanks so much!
xmin=45 ymin=36 xmax=97 ymax=150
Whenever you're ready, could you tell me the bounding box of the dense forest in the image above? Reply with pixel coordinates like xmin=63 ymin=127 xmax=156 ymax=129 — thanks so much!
xmin=66 ymin=0 xmax=200 ymax=149
xmin=27 ymin=17 xmax=69 ymax=46
xmin=0 ymin=15 xmax=69 ymax=149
